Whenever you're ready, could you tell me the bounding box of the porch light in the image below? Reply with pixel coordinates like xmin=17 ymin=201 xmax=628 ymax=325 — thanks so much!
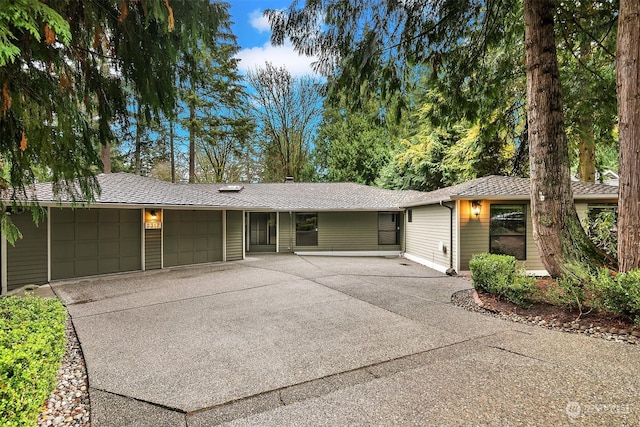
xmin=150 ymin=210 xmax=157 ymax=221
xmin=471 ymin=201 xmax=482 ymax=218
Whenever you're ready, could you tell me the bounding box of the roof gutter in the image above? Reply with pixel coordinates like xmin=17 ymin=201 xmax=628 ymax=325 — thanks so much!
xmin=440 ymin=200 xmax=456 ymax=276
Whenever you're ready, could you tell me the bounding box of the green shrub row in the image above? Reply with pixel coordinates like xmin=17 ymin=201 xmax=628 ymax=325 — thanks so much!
xmin=0 ymin=294 xmax=67 ymax=427
xmin=469 ymin=253 xmax=536 ymax=307
xmin=470 ymin=252 xmax=640 ymax=324
xmin=544 ymin=267 xmax=640 ymax=324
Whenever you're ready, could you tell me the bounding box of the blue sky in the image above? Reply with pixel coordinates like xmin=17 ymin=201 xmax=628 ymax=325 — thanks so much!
xmin=228 ymin=1 xmax=319 ymax=76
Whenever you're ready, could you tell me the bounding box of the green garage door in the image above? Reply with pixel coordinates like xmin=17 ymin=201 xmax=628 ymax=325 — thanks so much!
xmin=163 ymin=210 xmax=222 ymax=267
xmin=51 ymin=208 xmax=141 ymax=280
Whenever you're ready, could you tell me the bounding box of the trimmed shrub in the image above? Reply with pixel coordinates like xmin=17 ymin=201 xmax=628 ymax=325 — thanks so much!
xmin=469 ymin=253 xmax=516 ymax=293
xmin=593 ymin=268 xmax=640 ymax=324
xmin=0 ymin=294 xmax=67 ymax=427
xmin=469 ymin=253 xmax=536 ymax=307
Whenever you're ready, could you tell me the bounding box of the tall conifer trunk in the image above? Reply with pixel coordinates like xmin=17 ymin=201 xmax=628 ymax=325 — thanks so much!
xmin=617 ymin=0 xmax=640 ymax=272
xmin=524 ymin=0 xmax=614 ymax=277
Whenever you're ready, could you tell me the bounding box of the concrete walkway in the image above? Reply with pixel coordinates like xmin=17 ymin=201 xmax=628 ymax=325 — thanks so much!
xmin=52 ymin=255 xmax=640 ymax=426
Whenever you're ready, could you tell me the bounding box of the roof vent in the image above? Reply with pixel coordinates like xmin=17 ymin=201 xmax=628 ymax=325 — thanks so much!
xmin=218 ymin=185 xmax=244 ymax=193
xmin=285 ymin=176 xmax=294 ymax=183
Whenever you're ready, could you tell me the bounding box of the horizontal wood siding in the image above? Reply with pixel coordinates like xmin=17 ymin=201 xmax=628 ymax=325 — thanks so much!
xmin=164 ymin=210 xmax=222 ymax=267
xmin=294 ymin=211 xmax=400 ymax=252
xmin=459 ymin=200 xmax=544 ymax=271
xmin=145 ymin=228 xmax=162 ymax=270
xmin=7 ymin=212 xmax=48 ymax=290
xmin=278 ymin=212 xmax=293 ymax=253
xmin=226 ymin=211 xmax=243 ymax=261
xmin=51 ymin=208 xmax=141 ymax=280
xmin=405 ymin=205 xmax=451 ymax=270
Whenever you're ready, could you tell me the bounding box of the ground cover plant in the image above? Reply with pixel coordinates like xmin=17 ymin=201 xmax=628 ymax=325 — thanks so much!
xmin=0 ymin=294 xmax=66 ymax=427
xmin=470 ymin=253 xmax=640 ymax=329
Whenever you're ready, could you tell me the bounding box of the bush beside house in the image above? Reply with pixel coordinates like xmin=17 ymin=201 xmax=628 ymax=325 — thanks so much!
xmin=0 ymin=295 xmax=66 ymax=427
xmin=470 ymin=252 xmax=640 ymax=325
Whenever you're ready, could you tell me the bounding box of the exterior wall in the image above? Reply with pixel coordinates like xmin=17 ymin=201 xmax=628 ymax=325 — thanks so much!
xmin=164 ymin=210 xmax=223 ymax=267
xmin=225 ymin=210 xmax=243 ymax=261
xmin=6 ymin=212 xmax=48 ymax=290
xmin=144 ymin=228 xmax=162 ymax=270
xmin=458 ymin=200 xmax=545 ymax=272
xmin=278 ymin=212 xmax=293 ymax=253
xmin=292 ymin=211 xmax=401 ymax=253
xmin=51 ymin=208 xmax=141 ymax=280
xmin=404 ymin=204 xmax=456 ymax=273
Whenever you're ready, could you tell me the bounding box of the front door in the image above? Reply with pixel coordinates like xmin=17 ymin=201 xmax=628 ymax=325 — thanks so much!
xmin=248 ymin=213 xmax=276 ymax=252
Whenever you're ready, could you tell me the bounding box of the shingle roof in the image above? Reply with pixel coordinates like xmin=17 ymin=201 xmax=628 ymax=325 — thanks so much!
xmin=24 ymin=173 xmax=618 ymax=210
xmin=28 ymin=173 xmax=420 ymax=211
xmin=402 ymin=175 xmax=618 ymax=207
xmin=189 ymin=182 xmax=423 ymax=210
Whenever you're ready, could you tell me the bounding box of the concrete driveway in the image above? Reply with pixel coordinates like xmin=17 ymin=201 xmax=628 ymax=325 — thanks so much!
xmin=52 ymin=255 xmax=640 ymax=426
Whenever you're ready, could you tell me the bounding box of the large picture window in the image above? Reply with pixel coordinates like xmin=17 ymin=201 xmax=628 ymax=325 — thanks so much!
xmin=296 ymin=213 xmax=318 ymax=246
xmin=489 ymin=205 xmax=526 ymax=260
xmin=378 ymin=212 xmax=399 ymax=245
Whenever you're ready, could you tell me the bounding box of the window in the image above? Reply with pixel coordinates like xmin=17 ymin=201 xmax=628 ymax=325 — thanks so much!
xmin=296 ymin=213 xmax=318 ymax=246
xmin=379 ymin=212 xmax=399 ymax=245
xmin=407 ymin=209 xmax=413 ymax=223
xmin=489 ymin=205 xmax=526 ymax=260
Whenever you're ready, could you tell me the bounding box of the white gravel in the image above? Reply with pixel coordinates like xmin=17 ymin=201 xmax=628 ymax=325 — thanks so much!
xmin=38 ymin=316 xmax=90 ymax=427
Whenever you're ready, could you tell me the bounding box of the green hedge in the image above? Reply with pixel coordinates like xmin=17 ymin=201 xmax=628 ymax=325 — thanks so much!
xmin=469 ymin=253 xmax=536 ymax=307
xmin=0 ymin=295 xmax=67 ymax=427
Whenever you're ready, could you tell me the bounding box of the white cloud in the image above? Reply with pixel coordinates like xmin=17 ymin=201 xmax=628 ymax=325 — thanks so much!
xmin=249 ymin=9 xmax=271 ymax=33
xmin=236 ymin=41 xmax=320 ymax=77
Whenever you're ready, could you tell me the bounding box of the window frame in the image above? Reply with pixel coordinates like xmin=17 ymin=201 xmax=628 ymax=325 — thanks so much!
xmin=295 ymin=213 xmax=318 ymax=246
xmin=489 ymin=204 xmax=527 ymax=260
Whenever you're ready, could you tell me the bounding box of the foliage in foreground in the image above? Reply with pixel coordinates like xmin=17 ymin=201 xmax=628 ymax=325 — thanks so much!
xmin=471 ymin=252 xmax=640 ymax=324
xmin=469 ymin=253 xmax=536 ymax=307
xmin=0 ymin=295 xmax=66 ymax=427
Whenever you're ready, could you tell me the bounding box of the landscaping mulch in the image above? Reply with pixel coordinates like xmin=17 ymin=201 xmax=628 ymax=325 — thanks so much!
xmin=38 ymin=317 xmax=90 ymax=427
xmin=452 ymin=288 xmax=640 ymax=345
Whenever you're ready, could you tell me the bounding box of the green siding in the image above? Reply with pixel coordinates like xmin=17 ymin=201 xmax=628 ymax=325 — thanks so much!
xmin=145 ymin=228 xmax=162 ymax=270
xmin=164 ymin=210 xmax=222 ymax=267
xmin=7 ymin=212 xmax=48 ymax=290
xmin=458 ymin=200 xmax=544 ymax=271
xmin=293 ymin=211 xmax=401 ymax=252
xmin=226 ymin=211 xmax=243 ymax=261
xmin=405 ymin=205 xmax=453 ymax=271
xmin=51 ymin=208 xmax=141 ymax=280
xmin=278 ymin=212 xmax=293 ymax=252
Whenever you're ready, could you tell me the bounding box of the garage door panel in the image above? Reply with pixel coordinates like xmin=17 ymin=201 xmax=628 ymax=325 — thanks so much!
xmin=77 ymin=241 xmax=99 ymax=257
xmin=100 ymin=210 xmax=119 ymax=222
xmin=120 ymin=241 xmax=140 ymax=257
xmin=178 ymin=252 xmax=194 ymax=265
xmin=77 ymin=223 xmax=99 ymax=240
xmin=120 ymin=256 xmax=141 ymax=271
xmin=52 ymin=223 xmax=75 ymax=241
xmin=99 ymin=224 xmax=120 ymax=239
xmin=77 ymin=210 xmax=98 ymax=222
xmin=193 ymin=251 xmax=208 ymax=264
xmin=120 ymin=222 xmax=140 ymax=235
xmin=51 ymin=208 xmax=141 ymax=280
xmin=163 ymin=209 xmax=223 ymax=267
xmin=194 ymin=236 xmax=209 ymax=251
xmin=99 ymin=258 xmax=120 ymax=274
xmin=75 ymin=259 xmax=99 ymax=277
xmin=101 ymin=241 xmax=120 ymax=257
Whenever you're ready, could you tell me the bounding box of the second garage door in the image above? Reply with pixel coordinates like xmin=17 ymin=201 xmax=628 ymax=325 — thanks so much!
xmin=163 ymin=210 xmax=223 ymax=267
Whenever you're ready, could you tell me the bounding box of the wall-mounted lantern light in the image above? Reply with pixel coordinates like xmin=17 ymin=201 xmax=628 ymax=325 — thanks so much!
xmin=149 ymin=210 xmax=158 ymax=221
xmin=471 ymin=200 xmax=482 ymax=218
